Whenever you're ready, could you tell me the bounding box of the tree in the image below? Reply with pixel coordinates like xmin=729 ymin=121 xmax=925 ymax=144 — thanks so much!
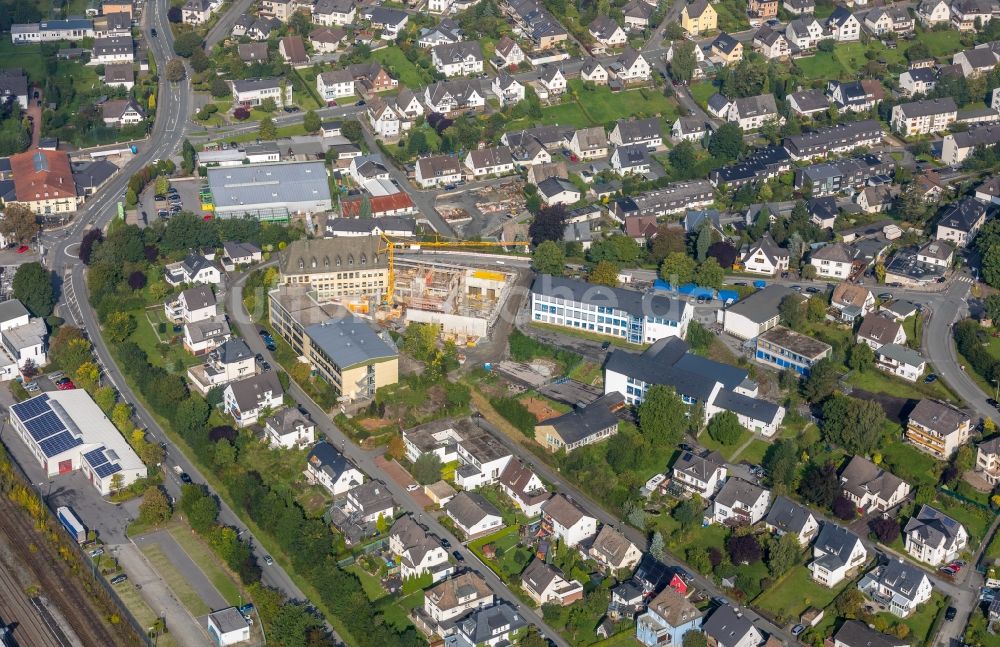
xmin=695 ymin=221 xmax=711 ymax=262
xmin=708 ymin=242 xmax=738 ymax=269
xmin=260 ymin=97 xmax=278 ymax=113
xmin=0 ymin=203 xmax=39 ymax=245
xmin=802 ymin=264 xmax=818 ymax=279
xmin=233 ymin=107 xmax=250 ymax=121
xmin=768 ymin=532 xmax=801 ymax=577
xmin=799 ymin=461 xmax=839 ymax=507
xmin=181 ymin=485 xmax=219 ymax=535
xmin=779 ymin=294 xmax=804 ymax=330
xmin=707 ymin=122 xmax=743 ymax=160
xmin=213 ymin=440 xmax=236 ymax=468
xmin=167 ymin=5 xmax=182 ymax=21
xmin=532 ymin=240 xmax=565 ymax=275
xmin=50 ymin=328 xmax=91 ymax=376
xmin=259 ymin=116 xmax=277 ymax=140
xmin=172 ymin=31 xmax=203 ymax=57
xmin=189 ymin=47 xmax=210 ymax=73
xmin=821 ymin=394 xmax=886 ymax=454
xmin=139 ymin=487 xmax=172 ymax=526
xmin=528 ymin=205 xmax=567 ymax=246
xmin=406 ymin=130 xmax=429 ymax=155
xmin=660 ymin=252 xmax=697 ymax=285
xmin=650 ymin=225 xmax=687 ymax=263
xmin=673 ymin=496 xmax=703 ymax=531
xmin=801 ymin=358 xmax=838 ymax=403
xmin=74 ymin=361 xmax=101 ymax=393
xmin=128 ymin=270 xmax=147 ymax=290
xmin=847 ymin=342 xmax=874 ymax=372
xmin=12 ymin=262 xmax=54 ymax=317
xmin=669 ymin=139 xmax=697 ymax=173
xmin=649 ymin=531 xmax=665 ymax=559
xmin=832 ymin=495 xmax=856 ymax=520
xmin=694 ymin=258 xmax=724 ymax=289
xmin=637 ymin=385 xmax=687 ymax=447
xmin=807 ymin=295 xmax=826 ymax=322
xmin=165 ymin=58 xmax=186 ymax=82
xmin=835 ymin=587 xmax=865 ymax=619
xmin=955 ymin=444 xmax=975 ymax=474
xmin=341 ymin=120 xmax=363 ymax=143
xmin=762 ymin=439 xmax=798 ymax=489
xmin=870 ymin=517 xmax=900 ymax=543
xmin=210 ymin=76 xmax=230 ymax=98
xmin=402 ymin=322 xmax=438 ymax=361
xmin=105 ymin=312 xmax=136 ymax=343
xmin=726 ymin=534 xmax=762 ymax=563
xmin=412 ymin=453 xmax=442 ymax=485
xmin=687 ymin=321 xmax=713 ymax=351
xmin=94 ymin=386 xmax=116 ymax=413
xmin=589 ymin=260 xmax=620 ymax=287
xmin=707 ymin=411 xmax=743 ymax=445
xmin=669 ymin=40 xmax=697 ymax=83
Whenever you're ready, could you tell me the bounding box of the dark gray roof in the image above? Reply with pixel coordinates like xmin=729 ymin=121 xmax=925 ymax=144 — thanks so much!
xmin=306 ymin=315 xmax=398 ymax=370
xmin=349 ymin=479 xmax=394 ymax=512
xmin=733 ymin=94 xmax=778 ymax=118
xmin=223 ymin=241 xmax=261 ymax=259
xmin=181 ymin=252 xmax=216 ymax=277
xmin=813 ymin=522 xmax=863 ymax=569
xmin=446 ymin=491 xmax=502 ymax=528
xmin=185 ymin=317 xmax=229 ymax=344
xmin=789 ymin=89 xmax=830 ymax=113
xmin=876 ymin=343 xmax=924 ymax=367
xmin=209 ymin=608 xmax=249 ymax=634
xmin=541 ymin=392 xmax=622 ymax=444
xmin=216 ymin=337 xmax=252 ymax=365
xmin=765 ymin=495 xmax=815 ymax=535
xmin=897 ymin=97 xmax=957 ymax=118
xmin=870 ymin=559 xmax=930 ymax=602
xmin=839 ymin=456 xmax=906 ymax=506
xmin=858 ymin=313 xmax=902 ymax=345
xmin=835 ymin=621 xmax=908 ymax=647
xmin=267 ymin=407 xmax=314 ymax=438
xmin=673 ymin=450 xmax=726 ymax=482
xmin=613 ymin=117 xmax=662 ymax=144
xmin=908 ymin=399 xmax=969 ymax=436
xmin=180 ymin=285 xmax=215 ymax=310
xmin=455 ymin=603 xmax=526 ymax=644
xmin=432 ymin=41 xmax=483 ymax=63
xmin=531 ymin=274 xmax=687 ymax=321
xmin=306 ymin=440 xmax=358 ymax=482
xmin=712 ymin=33 xmax=740 ymax=54
xmin=708 ymin=93 xmax=732 ymax=114
xmin=0 ymin=299 xmax=28 ymax=323
xmin=713 ymin=389 xmax=782 ymax=423
xmin=903 ymin=504 xmax=965 ymax=550
xmin=725 ymin=285 xmax=797 ymax=324
xmin=605 ymin=337 xmax=747 ymax=402
xmin=714 ymin=477 xmax=767 ymax=509
xmin=938 ymin=196 xmax=989 ymax=233
xmin=703 ymin=605 xmax=759 ymax=646
xmin=280 ymin=237 xmax=387 ymax=275
xmin=903 ymin=67 xmax=937 ymax=84
xmin=758 ymin=326 xmax=831 ymax=359
xmin=227 ymin=371 xmax=283 ymax=411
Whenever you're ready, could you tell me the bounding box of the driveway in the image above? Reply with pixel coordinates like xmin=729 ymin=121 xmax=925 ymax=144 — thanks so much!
xmin=374 ymin=455 xmax=434 ymax=509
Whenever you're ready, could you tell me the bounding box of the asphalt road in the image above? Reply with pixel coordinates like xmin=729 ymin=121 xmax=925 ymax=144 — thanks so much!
xmin=224 ymin=270 xmax=572 ymax=647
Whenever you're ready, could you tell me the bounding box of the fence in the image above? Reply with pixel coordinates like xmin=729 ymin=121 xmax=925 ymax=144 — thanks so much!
xmin=1 ymin=441 xmax=156 ymax=646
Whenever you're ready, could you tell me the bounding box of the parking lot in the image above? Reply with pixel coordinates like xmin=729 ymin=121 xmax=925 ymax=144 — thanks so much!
xmin=137 ymin=178 xmax=204 ymax=227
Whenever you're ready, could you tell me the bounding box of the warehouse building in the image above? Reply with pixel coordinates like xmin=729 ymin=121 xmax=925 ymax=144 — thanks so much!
xmin=206 ymin=161 xmax=332 ymax=220
xmin=10 ymin=391 xmax=146 ymax=495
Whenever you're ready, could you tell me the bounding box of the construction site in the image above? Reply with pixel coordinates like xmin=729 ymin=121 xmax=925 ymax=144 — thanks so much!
xmin=381 ymin=258 xmax=516 ymax=344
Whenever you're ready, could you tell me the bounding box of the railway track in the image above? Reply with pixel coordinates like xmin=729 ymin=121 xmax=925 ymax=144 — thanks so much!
xmin=0 ymin=492 xmax=131 ymax=647
xmin=0 ymin=551 xmax=66 ymax=647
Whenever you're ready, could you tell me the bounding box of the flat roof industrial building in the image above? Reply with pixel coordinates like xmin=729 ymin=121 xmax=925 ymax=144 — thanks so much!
xmin=10 ymin=391 xmax=146 ymax=495
xmin=206 ymin=161 xmax=332 ymax=220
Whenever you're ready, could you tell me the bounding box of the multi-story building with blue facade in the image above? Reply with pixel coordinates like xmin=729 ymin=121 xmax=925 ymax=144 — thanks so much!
xmin=755 ymin=325 xmax=832 ymax=376
xmin=530 ymin=275 xmax=691 ymax=345
xmin=636 ymin=587 xmax=704 ymax=647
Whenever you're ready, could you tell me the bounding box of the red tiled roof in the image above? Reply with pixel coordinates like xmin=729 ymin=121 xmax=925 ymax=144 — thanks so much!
xmin=340 ymin=192 xmax=414 ymax=217
xmin=10 ymin=149 xmax=76 ymax=202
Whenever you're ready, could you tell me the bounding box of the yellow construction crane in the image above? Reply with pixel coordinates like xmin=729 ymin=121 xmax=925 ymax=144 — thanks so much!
xmin=378 ymin=234 xmax=530 ymax=306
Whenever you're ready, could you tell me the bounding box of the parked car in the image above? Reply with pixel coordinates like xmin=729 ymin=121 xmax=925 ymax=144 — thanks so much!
xmin=263 ymin=555 xmax=274 ymax=566
xmin=924 ymin=374 xmax=938 ymax=383
xmin=260 ymin=361 xmax=271 ymax=372
xmin=805 ymin=286 xmax=820 ymax=294
xmin=791 ymin=625 xmax=806 ymax=637
xmin=452 ymin=550 xmax=464 ymax=561
xmin=945 ymin=607 xmax=957 ymax=621
xmin=878 ymin=293 xmax=892 ymax=300
xmin=16 ymin=245 xmax=29 ymax=254
xmin=254 ymin=353 xmax=264 ymax=363
xmin=600 ymin=341 xmax=611 ymax=350
xmin=440 ymin=538 xmax=450 ymax=548
xmin=179 ymin=472 xmax=192 ymax=484
xmin=110 ymin=574 xmax=128 ymax=584
xmin=57 ymin=380 xmax=75 ymax=390
xmin=150 ymin=28 xmax=157 ymax=36
xmin=406 ymin=484 xmax=419 ymax=492
xmin=90 ymin=548 xmax=104 ymax=558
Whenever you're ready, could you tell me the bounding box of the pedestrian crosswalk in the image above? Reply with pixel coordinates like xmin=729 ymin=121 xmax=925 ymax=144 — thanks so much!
xmin=955 ymin=276 xmax=975 ymax=284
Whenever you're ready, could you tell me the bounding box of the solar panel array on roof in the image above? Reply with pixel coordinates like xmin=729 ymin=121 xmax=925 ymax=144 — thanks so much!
xmin=14 ymin=394 xmax=84 ymax=457
xmin=32 ymin=151 xmax=49 ymax=172
xmin=38 ymin=431 xmax=82 ymax=458
xmin=83 ymin=447 xmax=108 ymax=468
xmin=94 ymin=461 xmax=122 ymax=478
xmin=25 ymin=411 xmax=66 ymax=441
xmin=12 ymin=393 xmax=50 ymax=420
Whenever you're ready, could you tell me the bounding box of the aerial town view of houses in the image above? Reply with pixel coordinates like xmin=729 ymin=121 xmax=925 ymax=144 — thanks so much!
xmin=9 ymin=0 xmax=1000 ymax=644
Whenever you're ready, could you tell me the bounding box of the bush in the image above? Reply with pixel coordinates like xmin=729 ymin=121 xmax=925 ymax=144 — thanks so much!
xmin=508 ymin=329 xmax=580 ymax=372
xmin=489 ymin=396 xmax=536 ymax=438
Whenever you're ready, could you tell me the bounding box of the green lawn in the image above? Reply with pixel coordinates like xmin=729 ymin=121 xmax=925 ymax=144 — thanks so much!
xmin=917 ymin=29 xmax=968 ymax=59
xmin=0 ymin=41 xmax=47 ymax=82
xmin=793 ymin=43 xmax=871 ymax=81
xmin=528 ymin=322 xmax=648 ymax=351
xmin=845 ymin=367 xmax=960 ymax=404
xmin=880 ymin=439 xmax=942 ymax=489
xmin=737 ymin=439 xmax=771 ymax=465
xmin=669 ymin=521 xmax=728 ymax=555
xmin=571 ymin=80 xmax=679 ymax=126
xmin=166 ymin=523 xmax=243 ymax=606
xmin=568 ymin=361 xmax=603 ymax=388
xmin=372 ymin=47 xmax=433 ymax=88
xmin=698 ymin=428 xmax=751 ymax=461
xmin=874 ymin=591 xmax=947 ymax=647
xmin=535 ymin=101 xmax=593 ymax=129
xmin=688 ymin=81 xmax=718 ymax=109
xmin=132 ymin=307 xmax=202 ymax=374
xmin=140 ymin=543 xmax=211 ymax=617
xmin=755 ymin=564 xmax=848 ymax=622
xmin=346 ymin=564 xmax=388 ymax=601
xmin=930 ymin=493 xmax=992 ymax=544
